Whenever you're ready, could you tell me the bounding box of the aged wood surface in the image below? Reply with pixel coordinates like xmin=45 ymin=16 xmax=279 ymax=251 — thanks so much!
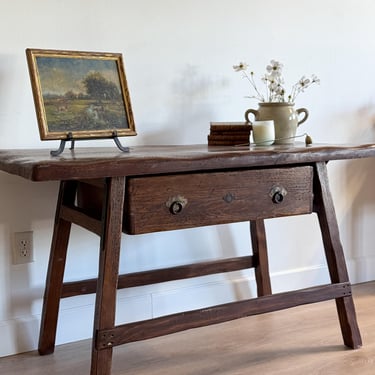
xmin=2 ymin=282 xmax=374 ymax=375
xmin=250 ymin=219 xmax=272 ymax=296
xmin=1 ymin=143 xmax=371 ymax=375
xmin=96 ymin=283 xmax=352 ymax=349
xmin=38 ymin=180 xmax=77 ymax=355
xmin=313 ymin=162 xmax=362 ymax=349
xmin=125 ymin=166 xmax=313 ymax=234
xmin=61 ymin=255 xmax=255 ymax=298
xmin=0 ymin=143 xmax=374 ymax=181
xmin=90 ymin=177 xmax=126 ymax=375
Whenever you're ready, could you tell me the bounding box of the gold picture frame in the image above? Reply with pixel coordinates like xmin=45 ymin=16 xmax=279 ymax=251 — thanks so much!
xmin=26 ymin=48 xmax=136 ymax=141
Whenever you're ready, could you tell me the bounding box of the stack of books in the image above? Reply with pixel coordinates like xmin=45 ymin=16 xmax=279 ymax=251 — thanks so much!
xmin=208 ymin=122 xmax=252 ymax=146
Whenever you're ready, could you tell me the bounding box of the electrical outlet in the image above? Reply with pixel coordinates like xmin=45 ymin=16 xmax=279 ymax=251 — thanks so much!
xmin=13 ymin=231 xmax=34 ymax=264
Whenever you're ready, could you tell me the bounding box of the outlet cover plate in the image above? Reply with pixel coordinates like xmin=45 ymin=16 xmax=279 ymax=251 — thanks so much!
xmin=13 ymin=231 xmax=34 ymax=264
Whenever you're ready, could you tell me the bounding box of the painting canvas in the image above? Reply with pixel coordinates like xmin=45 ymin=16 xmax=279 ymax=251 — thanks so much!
xmin=26 ymin=49 xmax=136 ymax=140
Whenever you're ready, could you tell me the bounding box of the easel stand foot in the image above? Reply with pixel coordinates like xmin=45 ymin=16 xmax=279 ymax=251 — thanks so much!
xmin=50 ymin=131 xmax=129 ymax=156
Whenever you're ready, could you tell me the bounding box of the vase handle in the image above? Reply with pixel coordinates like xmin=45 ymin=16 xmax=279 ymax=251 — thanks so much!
xmin=244 ymin=109 xmax=258 ymax=124
xmin=296 ymin=108 xmax=309 ymax=126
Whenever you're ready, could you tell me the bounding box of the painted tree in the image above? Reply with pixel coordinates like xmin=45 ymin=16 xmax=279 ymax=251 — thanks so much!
xmin=82 ymin=72 xmax=120 ymax=100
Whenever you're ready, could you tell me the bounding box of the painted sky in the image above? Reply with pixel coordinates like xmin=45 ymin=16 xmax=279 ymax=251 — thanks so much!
xmin=36 ymin=56 xmax=121 ymax=96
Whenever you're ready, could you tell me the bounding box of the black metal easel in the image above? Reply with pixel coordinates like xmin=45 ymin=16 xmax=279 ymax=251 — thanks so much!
xmin=50 ymin=130 xmax=129 ymax=156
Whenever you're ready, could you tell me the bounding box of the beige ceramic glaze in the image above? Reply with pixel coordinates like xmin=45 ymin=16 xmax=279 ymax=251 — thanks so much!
xmin=245 ymin=102 xmax=308 ymax=145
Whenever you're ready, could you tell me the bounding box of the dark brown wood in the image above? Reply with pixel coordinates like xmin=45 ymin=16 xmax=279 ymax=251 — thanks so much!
xmin=96 ymin=282 xmax=352 ymax=349
xmin=313 ymin=162 xmax=362 ymax=349
xmin=250 ymin=219 xmax=272 ymax=296
xmin=38 ymin=180 xmax=77 ymax=355
xmin=1 ymin=144 xmax=371 ymax=375
xmin=61 ymin=256 xmax=255 ymax=298
xmin=0 ymin=144 xmax=375 ymax=181
xmin=4 ymin=282 xmax=375 ymax=375
xmin=125 ymin=166 xmax=313 ymax=234
xmin=76 ymin=180 xmax=105 ymax=219
xmin=90 ymin=177 xmax=125 ymax=375
xmin=60 ymin=205 xmax=102 ymax=236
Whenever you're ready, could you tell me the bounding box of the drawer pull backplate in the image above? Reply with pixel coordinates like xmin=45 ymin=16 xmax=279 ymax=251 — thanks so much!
xmin=166 ymin=195 xmax=188 ymax=215
xmin=269 ymin=185 xmax=287 ymax=204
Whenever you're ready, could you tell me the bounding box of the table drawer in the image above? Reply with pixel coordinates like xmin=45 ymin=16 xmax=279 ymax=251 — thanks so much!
xmin=124 ymin=166 xmax=313 ymax=234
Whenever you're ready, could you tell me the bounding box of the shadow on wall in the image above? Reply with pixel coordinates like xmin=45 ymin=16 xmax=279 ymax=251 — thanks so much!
xmin=139 ymin=64 xmax=228 ymax=145
xmin=344 ymin=104 xmax=375 ymax=281
xmin=129 ymin=64 xmax=253 ymax=302
xmin=138 ymin=64 xmax=253 ymax=301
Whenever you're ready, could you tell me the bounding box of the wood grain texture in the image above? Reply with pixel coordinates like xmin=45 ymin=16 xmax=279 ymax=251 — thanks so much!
xmin=2 ymin=282 xmax=374 ymax=375
xmin=250 ymin=219 xmax=272 ymax=296
xmin=125 ymin=166 xmax=313 ymax=234
xmin=38 ymin=180 xmax=77 ymax=355
xmin=313 ymin=162 xmax=362 ymax=349
xmin=61 ymin=255 xmax=255 ymax=298
xmin=0 ymin=143 xmax=375 ymax=181
xmin=91 ymin=177 xmax=126 ymax=375
xmin=96 ymin=283 xmax=352 ymax=348
xmin=2 ymin=144 xmax=370 ymax=375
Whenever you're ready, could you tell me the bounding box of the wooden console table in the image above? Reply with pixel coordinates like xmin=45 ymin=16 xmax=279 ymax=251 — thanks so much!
xmin=1 ymin=143 xmax=374 ymax=375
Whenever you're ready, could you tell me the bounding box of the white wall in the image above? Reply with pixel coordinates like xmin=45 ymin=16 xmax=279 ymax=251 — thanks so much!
xmin=0 ymin=0 xmax=375 ymax=357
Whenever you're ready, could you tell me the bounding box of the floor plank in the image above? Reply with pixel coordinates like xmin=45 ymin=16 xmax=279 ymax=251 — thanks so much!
xmin=1 ymin=282 xmax=374 ymax=374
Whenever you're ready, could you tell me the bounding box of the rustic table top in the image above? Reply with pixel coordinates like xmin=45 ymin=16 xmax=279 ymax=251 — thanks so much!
xmin=0 ymin=143 xmax=374 ymax=181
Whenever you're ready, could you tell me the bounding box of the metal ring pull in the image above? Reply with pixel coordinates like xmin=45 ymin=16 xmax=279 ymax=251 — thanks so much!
xmin=269 ymin=185 xmax=287 ymax=204
xmin=166 ymin=195 xmax=188 ymax=215
xmin=272 ymin=192 xmax=284 ymax=204
xmin=170 ymin=201 xmax=183 ymax=214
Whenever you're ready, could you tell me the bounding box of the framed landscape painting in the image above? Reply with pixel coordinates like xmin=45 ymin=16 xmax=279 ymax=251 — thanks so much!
xmin=26 ymin=48 xmax=136 ymax=140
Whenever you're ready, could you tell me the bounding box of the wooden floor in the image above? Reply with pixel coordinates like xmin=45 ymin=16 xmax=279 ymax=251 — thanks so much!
xmin=1 ymin=281 xmax=375 ymax=375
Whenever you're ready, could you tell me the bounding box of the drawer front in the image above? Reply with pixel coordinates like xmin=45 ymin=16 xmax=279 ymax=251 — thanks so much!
xmin=124 ymin=166 xmax=313 ymax=234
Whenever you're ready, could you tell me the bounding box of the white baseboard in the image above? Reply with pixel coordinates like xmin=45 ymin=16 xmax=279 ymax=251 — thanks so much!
xmin=0 ymin=259 xmax=371 ymax=358
xmin=347 ymin=255 xmax=375 ymax=284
